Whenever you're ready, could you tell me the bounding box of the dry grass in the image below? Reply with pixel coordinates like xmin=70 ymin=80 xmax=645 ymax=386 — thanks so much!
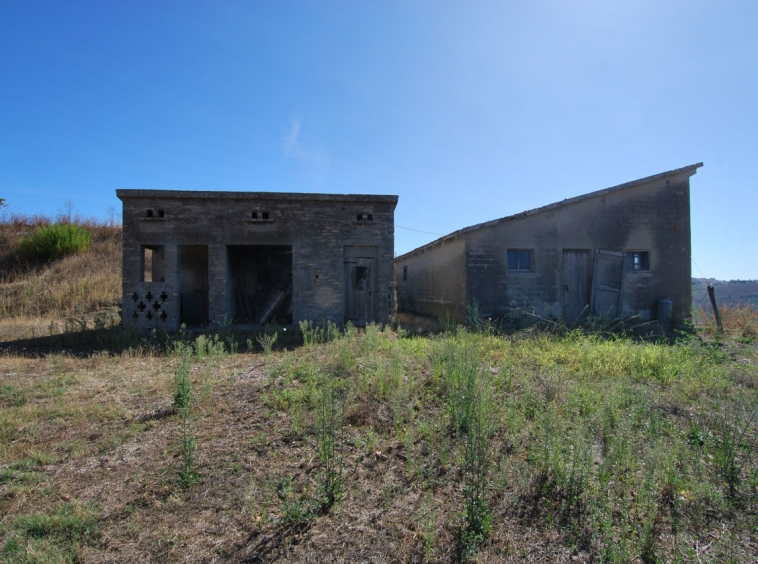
xmin=0 ymin=212 xmax=121 ymax=326
xmin=696 ymin=303 xmax=758 ymax=341
xmin=1 ymin=325 xmax=757 ymax=563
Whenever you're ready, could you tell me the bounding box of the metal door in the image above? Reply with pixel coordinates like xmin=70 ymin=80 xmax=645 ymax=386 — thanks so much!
xmin=590 ymin=249 xmax=625 ymax=318
xmin=562 ymin=249 xmax=591 ymax=324
xmin=344 ymin=257 xmax=374 ymax=326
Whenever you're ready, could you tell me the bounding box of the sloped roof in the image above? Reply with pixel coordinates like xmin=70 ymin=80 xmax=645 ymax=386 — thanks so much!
xmin=396 ymin=163 xmax=702 ymax=261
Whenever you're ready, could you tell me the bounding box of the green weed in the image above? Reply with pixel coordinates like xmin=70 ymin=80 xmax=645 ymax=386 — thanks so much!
xmin=12 ymin=223 xmax=92 ymax=262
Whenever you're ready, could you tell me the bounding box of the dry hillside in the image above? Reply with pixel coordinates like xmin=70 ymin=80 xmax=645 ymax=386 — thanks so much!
xmin=0 ymin=212 xmax=121 ymax=340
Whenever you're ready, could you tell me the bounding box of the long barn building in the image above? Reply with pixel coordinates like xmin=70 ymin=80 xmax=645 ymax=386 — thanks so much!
xmin=395 ymin=164 xmax=702 ymax=325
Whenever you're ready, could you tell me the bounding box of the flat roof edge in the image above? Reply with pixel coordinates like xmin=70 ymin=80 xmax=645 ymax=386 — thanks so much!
xmin=116 ymin=189 xmax=398 ymax=204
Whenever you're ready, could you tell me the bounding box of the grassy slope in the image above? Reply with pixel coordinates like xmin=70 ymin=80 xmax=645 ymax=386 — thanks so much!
xmin=0 ymin=215 xmax=121 ymax=341
xmin=1 ymin=218 xmax=758 ymax=562
xmin=1 ymin=325 xmax=757 ymax=563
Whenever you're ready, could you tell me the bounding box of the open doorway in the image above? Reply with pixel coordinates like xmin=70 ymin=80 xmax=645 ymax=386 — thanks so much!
xmin=228 ymin=245 xmax=292 ymax=325
xmin=179 ymin=245 xmax=209 ymax=326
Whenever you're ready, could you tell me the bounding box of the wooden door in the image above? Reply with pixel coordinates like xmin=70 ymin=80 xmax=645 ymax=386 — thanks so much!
xmin=562 ymin=249 xmax=591 ymax=324
xmin=590 ymin=249 xmax=625 ymax=318
xmin=344 ymin=257 xmax=374 ymax=326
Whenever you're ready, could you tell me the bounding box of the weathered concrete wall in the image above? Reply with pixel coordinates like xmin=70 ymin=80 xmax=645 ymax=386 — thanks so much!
xmin=118 ymin=191 xmax=397 ymax=331
xmin=395 ymin=237 xmax=467 ymax=321
xmin=467 ymin=172 xmax=692 ymax=321
xmin=395 ymin=165 xmax=698 ymax=324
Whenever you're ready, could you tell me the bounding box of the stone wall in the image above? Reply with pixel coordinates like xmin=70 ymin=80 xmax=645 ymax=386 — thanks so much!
xmin=118 ymin=191 xmax=398 ymax=331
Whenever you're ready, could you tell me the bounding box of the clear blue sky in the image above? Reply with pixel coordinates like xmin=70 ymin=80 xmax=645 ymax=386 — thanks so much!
xmin=1 ymin=1 xmax=756 ymax=279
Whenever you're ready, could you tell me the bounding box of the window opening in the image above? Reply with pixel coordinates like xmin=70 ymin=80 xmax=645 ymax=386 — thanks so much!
xmin=157 ymin=209 xmax=165 ymax=218
xmin=507 ymin=249 xmax=533 ymax=271
xmin=355 ymin=266 xmax=369 ymax=290
xmin=315 ymin=269 xmax=322 ymax=287
xmin=252 ymin=211 xmax=258 ymax=219
xmin=625 ymin=251 xmax=650 ymax=271
xmin=403 ymin=265 xmax=408 ymax=281
xmin=142 ymin=245 xmax=165 ymax=282
xmin=146 ymin=209 xmax=154 ymax=218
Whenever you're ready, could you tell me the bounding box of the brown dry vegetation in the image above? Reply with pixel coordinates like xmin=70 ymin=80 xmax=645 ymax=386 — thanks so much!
xmin=696 ymin=303 xmax=758 ymax=342
xmin=1 ymin=215 xmax=758 ymax=563
xmin=0 ymin=212 xmax=121 ymax=341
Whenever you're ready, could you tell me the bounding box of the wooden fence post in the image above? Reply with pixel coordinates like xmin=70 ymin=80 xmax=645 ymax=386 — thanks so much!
xmin=707 ymin=284 xmax=723 ymax=333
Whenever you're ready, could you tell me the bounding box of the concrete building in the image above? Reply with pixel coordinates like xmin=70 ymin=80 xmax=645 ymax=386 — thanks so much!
xmin=395 ymin=164 xmax=702 ymax=325
xmin=117 ymin=190 xmax=398 ymax=330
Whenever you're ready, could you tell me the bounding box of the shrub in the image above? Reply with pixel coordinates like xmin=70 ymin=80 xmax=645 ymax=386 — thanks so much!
xmin=12 ymin=223 xmax=92 ymax=262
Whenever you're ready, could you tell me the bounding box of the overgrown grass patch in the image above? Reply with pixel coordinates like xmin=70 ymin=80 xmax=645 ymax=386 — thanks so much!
xmin=1 ymin=321 xmax=757 ymax=562
xmin=12 ymin=223 xmax=92 ymax=263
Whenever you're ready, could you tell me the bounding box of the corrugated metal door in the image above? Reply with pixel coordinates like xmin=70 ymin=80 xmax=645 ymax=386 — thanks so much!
xmin=590 ymin=249 xmax=625 ymax=317
xmin=344 ymin=257 xmax=374 ymax=326
xmin=562 ymin=249 xmax=591 ymax=324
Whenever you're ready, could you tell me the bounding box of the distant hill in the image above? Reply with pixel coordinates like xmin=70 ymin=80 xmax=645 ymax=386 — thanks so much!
xmin=692 ymin=278 xmax=758 ymax=309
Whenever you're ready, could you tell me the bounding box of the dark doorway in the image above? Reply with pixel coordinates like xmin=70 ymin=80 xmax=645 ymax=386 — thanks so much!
xmin=179 ymin=245 xmax=209 ymax=326
xmin=344 ymin=257 xmax=375 ymax=326
xmin=562 ymin=249 xmax=591 ymax=324
xmin=227 ymin=246 xmax=292 ymax=325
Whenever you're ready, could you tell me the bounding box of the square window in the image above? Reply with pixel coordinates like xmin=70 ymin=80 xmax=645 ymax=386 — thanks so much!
xmin=507 ymin=249 xmax=534 ymax=271
xmin=625 ymin=251 xmax=650 ymax=271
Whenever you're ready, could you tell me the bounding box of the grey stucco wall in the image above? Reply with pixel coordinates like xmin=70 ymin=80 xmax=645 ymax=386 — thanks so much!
xmin=395 ymin=166 xmax=696 ymax=324
xmin=395 ymin=237 xmax=467 ymax=321
xmin=118 ymin=191 xmax=397 ymax=331
xmin=466 ymin=173 xmax=692 ymax=321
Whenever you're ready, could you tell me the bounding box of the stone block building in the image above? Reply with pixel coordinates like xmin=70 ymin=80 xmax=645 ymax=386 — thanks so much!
xmin=395 ymin=164 xmax=702 ymax=324
xmin=117 ymin=190 xmax=398 ymax=331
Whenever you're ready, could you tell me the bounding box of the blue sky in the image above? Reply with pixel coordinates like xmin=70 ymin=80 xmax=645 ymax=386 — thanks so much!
xmin=1 ymin=1 xmax=756 ymax=279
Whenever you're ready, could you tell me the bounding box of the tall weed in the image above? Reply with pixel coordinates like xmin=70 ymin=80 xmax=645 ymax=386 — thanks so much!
xmin=12 ymin=223 xmax=92 ymax=262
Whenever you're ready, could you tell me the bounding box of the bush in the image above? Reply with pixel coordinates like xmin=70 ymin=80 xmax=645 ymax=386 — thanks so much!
xmin=13 ymin=223 xmax=92 ymax=262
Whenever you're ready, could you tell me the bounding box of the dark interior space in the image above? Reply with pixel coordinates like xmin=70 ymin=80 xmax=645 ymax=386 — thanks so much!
xmin=228 ymin=245 xmax=292 ymax=325
xmin=179 ymin=245 xmax=209 ymax=326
